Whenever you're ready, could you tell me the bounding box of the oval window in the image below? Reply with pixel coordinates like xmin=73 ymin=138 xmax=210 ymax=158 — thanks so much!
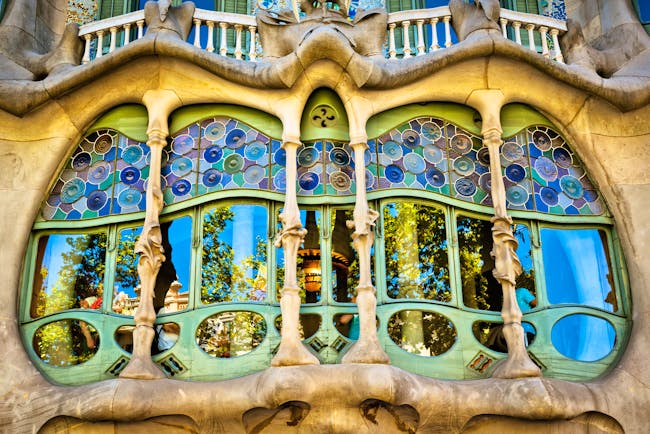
xmin=472 ymin=321 xmax=536 ymax=353
xmin=552 ymin=314 xmax=616 ymax=362
xmin=387 ymin=310 xmax=457 ymax=356
xmin=33 ymin=319 xmax=100 ymax=366
xmin=115 ymin=323 xmax=181 ymax=354
xmin=196 ymin=311 xmax=266 ymax=358
xmin=274 ymin=314 xmax=321 ymax=340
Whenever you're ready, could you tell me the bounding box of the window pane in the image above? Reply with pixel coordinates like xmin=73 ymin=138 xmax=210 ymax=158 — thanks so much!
xmin=33 ymin=319 xmax=100 ymax=366
xmin=276 ymin=209 xmax=322 ymax=303
xmin=384 ymin=202 xmax=450 ymax=301
xmin=196 ymin=311 xmax=267 ymax=358
xmin=332 ymin=209 xmax=368 ymax=303
xmin=387 ymin=310 xmax=457 ymax=356
xmin=113 ymin=216 xmax=192 ymax=314
xmin=458 ymin=216 xmax=500 ymax=311
xmin=541 ymin=228 xmax=616 ymax=311
xmin=202 ymin=205 xmax=268 ymax=303
xmin=31 ymin=233 xmax=107 ymax=318
xmin=552 ymin=314 xmax=616 ymax=362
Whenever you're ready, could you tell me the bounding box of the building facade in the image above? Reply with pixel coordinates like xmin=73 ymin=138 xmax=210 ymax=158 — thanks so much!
xmin=0 ymin=0 xmax=649 ymax=432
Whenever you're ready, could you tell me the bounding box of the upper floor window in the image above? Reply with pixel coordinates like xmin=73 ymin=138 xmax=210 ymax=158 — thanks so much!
xmin=21 ymin=103 xmax=629 ymax=385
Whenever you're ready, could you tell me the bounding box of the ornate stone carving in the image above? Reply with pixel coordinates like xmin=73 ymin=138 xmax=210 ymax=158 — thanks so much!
xmin=119 ymin=130 xmax=167 ymax=380
xmin=272 ymin=141 xmax=319 ymax=366
xmin=144 ymin=0 xmax=195 ymax=40
xmin=342 ymin=142 xmax=390 ymax=364
xmin=483 ymin=128 xmax=541 ymax=379
xmin=449 ymin=0 xmax=500 ymax=41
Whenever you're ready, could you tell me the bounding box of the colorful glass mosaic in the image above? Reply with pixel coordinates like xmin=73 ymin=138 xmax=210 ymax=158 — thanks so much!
xmin=500 ymin=133 xmax=534 ymax=211
xmin=525 ymin=126 xmax=604 ymax=215
xmin=42 ymin=130 xmax=149 ymax=220
xmin=165 ymin=117 xmax=273 ymax=203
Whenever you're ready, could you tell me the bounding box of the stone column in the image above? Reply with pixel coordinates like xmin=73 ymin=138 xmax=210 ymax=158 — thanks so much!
xmin=120 ymin=90 xmax=182 ymax=379
xmin=342 ymin=140 xmax=389 ymax=364
xmin=271 ymin=140 xmax=319 ymax=366
xmin=469 ymin=90 xmax=540 ymax=379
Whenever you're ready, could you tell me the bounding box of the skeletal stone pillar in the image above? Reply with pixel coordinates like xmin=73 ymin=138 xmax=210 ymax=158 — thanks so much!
xmin=484 ymin=129 xmax=541 ymax=379
xmin=120 ymin=90 xmax=182 ymax=379
xmin=271 ymin=141 xmax=319 ymax=366
xmin=342 ymin=141 xmax=390 ymax=364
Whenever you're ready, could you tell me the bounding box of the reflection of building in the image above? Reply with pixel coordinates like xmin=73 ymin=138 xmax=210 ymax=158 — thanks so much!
xmin=2 ymin=0 xmax=650 ymax=432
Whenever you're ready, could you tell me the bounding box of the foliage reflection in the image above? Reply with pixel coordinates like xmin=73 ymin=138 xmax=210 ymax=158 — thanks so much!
xmin=33 ymin=319 xmax=99 ymax=366
xmin=196 ymin=311 xmax=266 ymax=358
xmin=387 ymin=310 xmax=456 ymax=356
xmin=31 ymin=233 xmax=107 ymax=318
xmin=202 ymin=205 xmax=268 ymax=304
xmin=384 ymin=202 xmax=450 ymax=301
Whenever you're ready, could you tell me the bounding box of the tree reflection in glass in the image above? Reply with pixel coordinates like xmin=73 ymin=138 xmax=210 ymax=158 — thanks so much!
xmin=542 ymin=228 xmax=616 ymax=311
xmin=113 ymin=216 xmax=192 ymax=315
xmin=33 ymin=319 xmax=100 ymax=366
xmin=31 ymin=233 xmax=107 ymax=318
xmin=196 ymin=311 xmax=267 ymax=358
xmin=202 ymin=205 xmax=268 ymax=304
xmin=387 ymin=310 xmax=457 ymax=356
xmin=384 ymin=202 xmax=450 ymax=301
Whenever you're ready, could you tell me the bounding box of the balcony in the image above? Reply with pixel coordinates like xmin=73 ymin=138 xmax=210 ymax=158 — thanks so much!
xmin=78 ymin=6 xmax=567 ymax=64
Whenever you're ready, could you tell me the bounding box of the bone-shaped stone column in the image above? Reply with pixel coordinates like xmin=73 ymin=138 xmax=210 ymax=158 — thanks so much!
xmin=342 ymin=140 xmax=390 ymax=364
xmin=120 ymin=90 xmax=182 ymax=379
xmin=469 ymin=90 xmax=541 ymax=378
xmin=271 ymin=140 xmax=319 ymax=366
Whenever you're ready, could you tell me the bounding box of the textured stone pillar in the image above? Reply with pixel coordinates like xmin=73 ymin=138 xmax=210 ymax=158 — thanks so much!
xmin=120 ymin=90 xmax=182 ymax=379
xmin=271 ymin=141 xmax=319 ymax=366
xmin=469 ymin=90 xmax=541 ymax=378
xmin=342 ymin=141 xmax=390 ymax=364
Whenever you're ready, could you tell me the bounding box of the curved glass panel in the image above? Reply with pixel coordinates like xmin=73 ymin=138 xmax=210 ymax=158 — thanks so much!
xmin=331 ymin=209 xmax=372 ymax=302
xmin=196 ymin=312 xmax=267 ymax=358
xmin=31 ymin=233 xmax=107 ymax=318
xmin=33 ymin=319 xmax=100 ymax=366
xmin=387 ymin=310 xmax=457 ymax=356
xmin=113 ymin=216 xmax=192 ymax=315
xmin=384 ymin=202 xmax=450 ymax=301
xmin=201 ymin=205 xmax=268 ymax=304
xmin=542 ymin=228 xmax=617 ymax=311
xmin=472 ymin=320 xmax=536 ymax=353
xmin=552 ymin=314 xmax=616 ymax=362
xmin=274 ymin=314 xmax=322 ymax=340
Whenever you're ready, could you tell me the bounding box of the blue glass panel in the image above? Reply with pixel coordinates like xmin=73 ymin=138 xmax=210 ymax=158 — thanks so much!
xmin=541 ymin=228 xmax=617 ymax=311
xmin=552 ymin=314 xmax=616 ymax=362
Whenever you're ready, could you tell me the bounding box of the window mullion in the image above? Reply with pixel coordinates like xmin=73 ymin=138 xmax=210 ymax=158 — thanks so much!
xmin=446 ymin=205 xmax=462 ymax=309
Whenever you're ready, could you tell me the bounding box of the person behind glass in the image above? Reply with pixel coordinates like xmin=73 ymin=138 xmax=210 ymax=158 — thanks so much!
xmin=515 ymin=287 xmax=537 ymax=346
xmin=337 ymin=295 xmax=360 ymax=340
xmin=79 ymin=296 xmax=98 ymax=349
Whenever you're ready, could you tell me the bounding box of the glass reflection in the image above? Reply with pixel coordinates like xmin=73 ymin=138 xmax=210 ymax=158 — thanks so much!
xmin=384 ymin=202 xmax=450 ymax=301
xmin=114 ymin=323 xmax=179 ymax=354
xmin=472 ymin=320 xmax=536 ymax=353
xmin=31 ymin=233 xmax=107 ymax=318
xmin=387 ymin=310 xmax=456 ymax=356
xmin=552 ymin=314 xmax=616 ymax=361
xmin=113 ymin=216 xmax=192 ymax=315
xmin=277 ymin=210 xmax=323 ymax=303
xmin=202 ymin=205 xmax=268 ymax=304
xmin=33 ymin=319 xmax=100 ymax=366
xmin=274 ymin=314 xmax=322 ymax=340
xmin=331 ymin=209 xmax=367 ymax=303
xmin=334 ymin=313 xmax=360 ymax=339
xmin=196 ymin=311 xmax=266 ymax=358
xmin=542 ymin=228 xmax=617 ymax=311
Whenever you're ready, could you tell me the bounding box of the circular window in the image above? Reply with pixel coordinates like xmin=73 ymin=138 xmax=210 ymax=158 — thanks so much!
xmin=551 ymin=314 xmax=616 ymax=362
xmin=33 ymin=319 xmax=100 ymax=366
xmin=387 ymin=310 xmax=457 ymax=356
xmin=196 ymin=311 xmax=267 ymax=358
xmin=310 ymin=105 xmax=338 ymax=128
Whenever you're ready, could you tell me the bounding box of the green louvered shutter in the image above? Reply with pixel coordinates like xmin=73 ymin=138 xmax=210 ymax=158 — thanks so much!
xmin=386 ymin=0 xmax=425 ymax=58
xmin=214 ymin=0 xmax=251 ymax=57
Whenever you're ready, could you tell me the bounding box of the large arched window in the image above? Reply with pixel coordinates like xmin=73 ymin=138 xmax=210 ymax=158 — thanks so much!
xmin=20 ymin=101 xmax=629 ymax=385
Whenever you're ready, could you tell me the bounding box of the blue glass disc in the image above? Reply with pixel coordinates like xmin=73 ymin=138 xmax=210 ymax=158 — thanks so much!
xmin=245 ymin=141 xmax=266 ymax=161
xmin=171 ymin=157 xmax=193 ymax=177
xmin=385 ymin=164 xmax=404 ymax=183
xmin=455 ymin=178 xmax=476 ymax=196
xmin=329 ymin=148 xmax=350 ymax=166
xmin=505 ymin=164 xmax=526 ymax=182
xmin=118 ymin=188 xmax=142 ymax=207
xmin=224 ymin=154 xmax=244 ymax=174
xmin=204 ymin=146 xmax=223 ymax=163
xmin=425 ymin=167 xmax=445 ymax=187
xmin=204 ymin=121 xmax=226 ymax=141
xmin=560 ymin=175 xmax=584 ymax=199
xmin=172 ymin=135 xmax=194 ymax=155
xmin=421 ymin=122 xmax=442 ymax=141
xmin=88 ymin=161 xmax=111 ymax=184
xmin=225 ymin=128 xmax=246 ymax=149
xmin=506 ymin=185 xmax=528 ymax=205
xmin=120 ymin=167 xmax=140 ymax=185
xmin=274 ymin=168 xmax=286 ymax=190
xmin=451 ymin=134 xmax=472 ymax=154
xmin=382 ymin=141 xmax=402 ymax=160
xmin=171 ymin=179 xmax=191 ymax=196
xmin=540 ymin=186 xmax=559 ymax=206
xmin=61 ymin=178 xmax=85 ymax=203
xmin=87 ymin=190 xmax=108 ymax=211
xmin=402 ymin=129 xmax=420 ymax=148
xmin=202 ymin=169 xmax=222 ymax=187
xmin=244 ymin=165 xmax=265 ymax=184
xmin=403 ymin=153 xmax=426 ymax=174
xmin=553 ymin=147 xmax=572 ymax=168
xmin=299 ymin=172 xmax=319 ymax=191
xmin=501 ymin=142 xmax=524 ymax=162
xmin=423 ymin=145 xmax=443 ymax=164
xmin=298 ymin=147 xmax=319 ymax=167
xmin=453 ymin=156 xmax=475 ymax=176
xmin=122 ymin=145 xmax=143 ymax=165
xmin=274 ymin=148 xmax=286 ymax=166
xmin=72 ymin=152 xmax=92 ymax=171
xmin=535 ymin=156 xmax=558 ymax=181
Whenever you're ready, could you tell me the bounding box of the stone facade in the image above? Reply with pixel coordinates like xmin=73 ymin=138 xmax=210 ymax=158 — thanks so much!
xmin=0 ymin=0 xmax=649 ymax=432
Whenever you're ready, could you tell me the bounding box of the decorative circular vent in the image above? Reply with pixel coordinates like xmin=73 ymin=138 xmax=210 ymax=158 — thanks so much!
xmin=310 ymin=105 xmax=337 ymax=128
